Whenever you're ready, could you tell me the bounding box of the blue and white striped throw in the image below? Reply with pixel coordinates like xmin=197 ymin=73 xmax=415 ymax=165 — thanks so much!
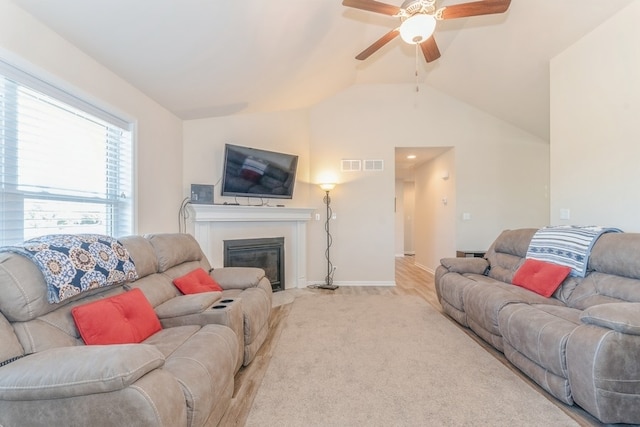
xmin=526 ymin=226 xmax=623 ymax=278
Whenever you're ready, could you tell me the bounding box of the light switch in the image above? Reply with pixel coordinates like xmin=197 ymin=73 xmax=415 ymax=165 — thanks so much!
xmin=462 ymin=212 xmax=471 ymax=221
xmin=560 ymin=208 xmax=570 ymax=220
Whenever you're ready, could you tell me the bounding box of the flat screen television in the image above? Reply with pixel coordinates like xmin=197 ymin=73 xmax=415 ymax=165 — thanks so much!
xmin=220 ymin=143 xmax=299 ymax=200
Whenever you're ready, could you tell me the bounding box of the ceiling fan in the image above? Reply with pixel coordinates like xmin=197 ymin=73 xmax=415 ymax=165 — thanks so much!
xmin=342 ymin=0 xmax=511 ymax=63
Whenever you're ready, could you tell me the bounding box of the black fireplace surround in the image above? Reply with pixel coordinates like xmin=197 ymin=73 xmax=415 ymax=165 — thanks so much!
xmin=223 ymin=237 xmax=284 ymax=292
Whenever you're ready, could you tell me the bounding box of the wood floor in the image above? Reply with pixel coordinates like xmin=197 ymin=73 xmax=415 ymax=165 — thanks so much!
xmin=218 ymin=256 xmax=602 ymax=427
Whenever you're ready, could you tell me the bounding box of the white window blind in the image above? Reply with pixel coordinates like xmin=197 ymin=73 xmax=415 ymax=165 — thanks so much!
xmin=0 ymin=60 xmax=134 ymax=245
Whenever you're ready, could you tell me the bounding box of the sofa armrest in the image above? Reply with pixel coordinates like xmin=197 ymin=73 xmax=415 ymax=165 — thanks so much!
xmin=580 ymin=303 xmax=640 ymax=335
xmin=0 ymin=344 xmax=164 ymax=400
xmin=155 ymin=292 xmax=222 ymax=318
xmin=211 ymin=267 xmax=265 ymax=290
xmin=440 ymin=257 xmax=488 ymax=275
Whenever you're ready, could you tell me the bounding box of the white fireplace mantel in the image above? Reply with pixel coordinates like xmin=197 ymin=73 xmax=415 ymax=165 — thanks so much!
xmin=189 ymin=204 xmax=314 ymax=222
xmin=188 ymin=205 xmax=315 ymax=289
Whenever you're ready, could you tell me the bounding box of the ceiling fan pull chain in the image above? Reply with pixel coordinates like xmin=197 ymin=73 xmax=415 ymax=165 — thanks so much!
xmin=415 ymin=43 xmax=419 ymax=92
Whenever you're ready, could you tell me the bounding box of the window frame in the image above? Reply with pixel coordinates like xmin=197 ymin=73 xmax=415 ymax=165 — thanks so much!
xmin=0 ymin=57 xmax=137 ymax=245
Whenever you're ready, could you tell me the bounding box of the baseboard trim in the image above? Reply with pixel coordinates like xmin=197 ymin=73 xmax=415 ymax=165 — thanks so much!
xmin=305 ymin=281 xmax=396 ymax=287
xmin=414 ymin=262 xmax=435 ymax=276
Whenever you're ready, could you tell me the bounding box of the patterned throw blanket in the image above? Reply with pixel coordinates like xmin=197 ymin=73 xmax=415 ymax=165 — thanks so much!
xmin=526 ymin=226 xmax=623 ymax=277
xmin=1 ymin=234 xmax=137 ymax=303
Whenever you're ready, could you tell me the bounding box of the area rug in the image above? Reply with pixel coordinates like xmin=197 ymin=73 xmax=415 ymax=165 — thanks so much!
xmin=245 ymin=294 xmax=578 ymax=426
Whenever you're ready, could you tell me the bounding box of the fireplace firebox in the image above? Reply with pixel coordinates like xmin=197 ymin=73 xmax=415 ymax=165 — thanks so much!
xmin=223 ymin=237 xmax=284 ymax=292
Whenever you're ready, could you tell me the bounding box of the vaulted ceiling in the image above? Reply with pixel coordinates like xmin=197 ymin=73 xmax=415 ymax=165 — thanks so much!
xmin=10 ymin=0 xmax=635 ymax=140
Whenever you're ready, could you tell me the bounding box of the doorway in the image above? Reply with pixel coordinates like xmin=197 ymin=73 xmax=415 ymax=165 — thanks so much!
xmin=394 ymin=146 xmax=453 ymax=275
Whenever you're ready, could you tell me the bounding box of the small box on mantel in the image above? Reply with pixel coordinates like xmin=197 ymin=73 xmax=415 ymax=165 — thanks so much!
xmin=190 ymin=184 xmax=214 ymax=204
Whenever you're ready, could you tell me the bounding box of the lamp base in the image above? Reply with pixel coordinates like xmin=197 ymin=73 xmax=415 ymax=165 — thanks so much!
xmin=316 ymin=283 xmax=339 ymax=290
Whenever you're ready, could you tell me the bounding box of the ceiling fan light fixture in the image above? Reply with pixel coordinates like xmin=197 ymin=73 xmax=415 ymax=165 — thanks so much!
xmin=399 ymin=13 xmax=436 ymax=44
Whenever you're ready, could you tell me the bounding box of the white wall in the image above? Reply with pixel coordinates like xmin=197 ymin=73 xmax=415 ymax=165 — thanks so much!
xmin=2 ymin=0 xmax=550 ymax=281
xmin=12 ymin=0 xmax=632 ymax=282
xmin=413 ymin=149 xmax=455 ymax=273
xmin=394 ymin=179 xmax=416 ymax=257
xmin=182 ymin=110 xmax=311 ymax=205
xmin=403 ymin=182 xmax=416 ymax=255
xmin=309 ymin=83 xmax=550 ymax=279
xmin=0 ymin=0 xmax=183 ymax=234
xmin=456 ymin=132 xmax=551 ymax=248
xmin=550 ymin=1 xmax=640 ymax=231
xmin=394 ymin=179 xmax=405 ymax=256
xmin=182 ymin=110 xmax=315 ymax=288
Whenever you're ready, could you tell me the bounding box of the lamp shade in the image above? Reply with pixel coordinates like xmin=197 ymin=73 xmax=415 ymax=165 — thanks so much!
xmin=399 ymin=14 xmax=436 ymax=44
xmin=319 ymin=183 xmax=336 ymax=191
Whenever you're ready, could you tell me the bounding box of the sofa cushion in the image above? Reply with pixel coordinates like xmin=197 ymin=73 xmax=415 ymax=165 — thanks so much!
xmin=173 ymin=267 xmax=222 ymax=294
xmin=463 ymin=281 xmax=564 ymax=351
xmin=499 ymin=304 xmax=581 ymax=405
xmin=119 ymin=235 xmax=158 ymax=278
xmin=500 ymin=304 xmax=581 ymax=378
xmin=72 ymin=288 xmax=162 ymax=345
xmin=0 ymin=252 xmax=117 ymax=322
xmin=0 ymin=234 xmax=137 ymax=304
xmin=144 ymin=324 xmax=238 ymax=427
xmin=566 ymin=272 xmax=640 ymax=309
xmin=525 ymin=226 xmax=622 ymax=278
xmin=484 ymin=228 xmax=537 ymax=283
xmin=0 ymin=344 xmax=164 ymax=400
xmin=0 ymin=313 xmax=23 ymax=365
xmin=588 ymin=233 xmax=640 ymax=280
xmin=512 ymin=259 xmax=571 ymax=297
xmin=491 ymin=228 xmax=538 ymax=257
xmin=147 ymin=233 xmax=204 ymax=273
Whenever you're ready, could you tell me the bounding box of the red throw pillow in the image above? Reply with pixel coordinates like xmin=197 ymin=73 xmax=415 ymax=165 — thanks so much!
xmin=173 ymin=268 xmax=223 ymax=294
xmin=72 ymin=288 xmax=162 ymax=345
xmin=512 ymin=259 xmax=572 ymax=297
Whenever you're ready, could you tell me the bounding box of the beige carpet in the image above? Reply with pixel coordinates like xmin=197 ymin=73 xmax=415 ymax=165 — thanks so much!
xmin=245 ymin=294 xmax=579 ymax=426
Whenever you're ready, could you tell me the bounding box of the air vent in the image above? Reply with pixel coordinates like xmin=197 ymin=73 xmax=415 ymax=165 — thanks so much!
xmin=341 ymin=159 xmax=361 ymax=172
xmin=363 ymin=159 xmax=384 ymax=171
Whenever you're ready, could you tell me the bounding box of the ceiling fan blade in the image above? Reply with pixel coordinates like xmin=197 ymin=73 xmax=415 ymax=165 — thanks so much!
xmin=438 ymin=0 xmax=511 ymax=19
xmin=420 ymin=36 xmax=441 ymax=63
xmin=355 ymin=28 xmax=400 ymax=60
xmin=342 ymin=0 xmax=401 ymax=16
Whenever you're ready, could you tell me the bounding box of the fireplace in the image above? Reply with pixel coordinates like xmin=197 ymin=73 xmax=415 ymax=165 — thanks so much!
xmin=189 ymin=205 xmax=314 ymax=289
xmin=223 ymin=237 xmax=284 ymax=292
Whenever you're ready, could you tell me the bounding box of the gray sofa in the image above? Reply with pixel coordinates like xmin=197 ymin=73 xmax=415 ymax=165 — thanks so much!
xmin=435 ymin=228 xmax=640 ymax=424
xmin=0 ymin=233 xmax=272 ymax=427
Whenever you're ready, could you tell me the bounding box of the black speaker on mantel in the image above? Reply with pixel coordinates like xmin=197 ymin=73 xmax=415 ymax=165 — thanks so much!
xmin=190 ymin=184 xmax=214 ymax=204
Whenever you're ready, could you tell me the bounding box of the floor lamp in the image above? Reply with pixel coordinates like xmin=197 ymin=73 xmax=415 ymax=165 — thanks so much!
xmin=317 ymin=183 xmax=338 ymax=290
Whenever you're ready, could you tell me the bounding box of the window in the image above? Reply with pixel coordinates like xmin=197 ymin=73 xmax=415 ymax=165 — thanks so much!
xmin=0 ymin=59 xmax=134 ymax=246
